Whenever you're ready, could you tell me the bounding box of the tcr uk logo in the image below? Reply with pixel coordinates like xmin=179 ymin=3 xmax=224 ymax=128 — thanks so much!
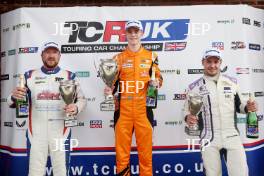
xmin=53 ymin=19 xmax=191 ymax=42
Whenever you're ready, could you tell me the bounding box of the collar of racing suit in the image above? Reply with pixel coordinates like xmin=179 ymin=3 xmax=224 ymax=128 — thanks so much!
xmin=204 ymin=72 xmax=220 ymax=83
xmin=41 ymin=66 xmax=61 ymax=75
xmin=125 ymin=46 xmax=144 ymax=56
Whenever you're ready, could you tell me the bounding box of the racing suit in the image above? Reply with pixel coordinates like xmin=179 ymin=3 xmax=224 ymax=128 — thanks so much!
xmin=8 ymin=66 xmax=87 ymax=176
xmin=113 ymin=47 xmax=162 ymax=176
xmin=184 ymin=74 xmax=248 ymax=176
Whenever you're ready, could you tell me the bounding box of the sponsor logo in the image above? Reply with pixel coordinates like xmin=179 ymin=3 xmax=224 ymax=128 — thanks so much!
xmin=77 ymin=121 xmax=85 ymax=126
xmin=1 ymin=74 xmax=9 ymax=81
xmin=231 ymin=41 xmax=246 ymax=50
xmin=1 ymin=51 xmax=6 ymax=57
xmin=212 ymin=42 xmax=224 ymax=50
xmin=2 ymin=27 xmax=9 ymax=32
xmin=13 ymin=23 xmax=30 ymax=31
xmin=55 ymin=77 xmax=64 ymax=82
xmin=242 ymin=92 xmax=250 ymax=96
xmin=253 ymin=20 xmax=261 ymax=27
xmin=86 ymin=97 xmax=96 ymax=102
xmin=8 ymin=49 xmax=16 ymax=56
xmin=236 ymin=68 xmax=249 ymax=74
xmin=61 ymin=19 xmax=189 ymax=53
xmin=188 ymin=66 xmax=227 ymax=74
xmin=249 ymin=43 xmax=261 ymax=51
xmin=16 ymin=120 xmax=26 ymax=127
xmin=139 ymin=63 xmax=151 ymax=68
xmin=35 ymin=76 xmax=47 ymax=80
xmin=164 ymin=42 xmax=187 ymax=51
xmin=140 ymin=59 xmax=150 ymax=63
xmin=122 ymin=63 xmax=133 ymax=68
xmin=35 ymin=81 xmax=46 ymax=84
xmin=19 ymin=47 xmax=38 ymax=53
xmin=199 ymin=85 xmax=209 ymax=95
xmin=0 ymin=98 xmax=7 ymax=102
xmin=90 ymin=120 xmax=102 ymax=128
xmin=157 ymin=94 xmax=166 ymax=100
xmin=13 ymin=74 xmax=21 ymax=79
xmin=217 ymin=19 xmax=235 ymax=24
xmin=37 ymin=91 xmax=60 ymax=100
xmin=173 ymin=94 xmax=186 ymax=100
xmin=75 ymin=71 xmax=90 ymax=77
xmin=188 ymin=69 xmax=204 ymax=74
xmin=254 ymin=92 xmax=264 ymax=97
xmin=252 ymin=69 xmax=264 ymax=73
xmin=242 ymin=18 xmax=251 ymax=25
xmin=160 ymin=69 xmax=180 ymax=74
xmin=237 ymin=117 xmax=246 ymax=124
xmin=165 ymin=120 xmax=183 ymax=126
xmin=4 ymin=122 xmax=13 ymax=127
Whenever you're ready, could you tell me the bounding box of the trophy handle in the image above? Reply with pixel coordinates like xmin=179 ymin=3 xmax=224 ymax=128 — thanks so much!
xmin=94 ymin=59 xmax=101 ymax=77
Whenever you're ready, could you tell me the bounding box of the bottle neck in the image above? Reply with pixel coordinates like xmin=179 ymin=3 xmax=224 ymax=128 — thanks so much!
xmin=151 ymin=67 xmax=156 ymax=80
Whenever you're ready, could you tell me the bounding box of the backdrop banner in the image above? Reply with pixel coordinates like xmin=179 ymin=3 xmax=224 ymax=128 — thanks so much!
xmin=1 ymin=5 xmax=264 ymax=176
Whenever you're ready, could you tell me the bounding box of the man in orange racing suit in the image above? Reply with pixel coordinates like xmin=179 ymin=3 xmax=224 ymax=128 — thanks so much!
xmin=104 ymin=20 xmax=163 ymax=176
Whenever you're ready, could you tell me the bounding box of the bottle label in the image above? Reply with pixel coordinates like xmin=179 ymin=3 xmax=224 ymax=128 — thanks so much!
xmin=146 ymin=96 xmax=156 ymax=107
xmin=247 ymin=126 xmax=258 ymax=136
xmin=18 ymin=104 xmax=29 ymax=117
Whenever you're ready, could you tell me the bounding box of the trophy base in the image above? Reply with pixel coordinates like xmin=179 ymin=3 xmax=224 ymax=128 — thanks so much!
xmin=64 ymin=119 xmax=78 ymax=127
xmin=185 ymin=126 xmax=200 ymax=136
xmin=100 ymin=100 xmax=115 ymax=111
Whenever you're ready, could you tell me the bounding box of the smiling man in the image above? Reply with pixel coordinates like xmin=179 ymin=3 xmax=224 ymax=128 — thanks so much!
xmin=104 ymin=20 xmax=163 ymax=176
xmin=8 ymin=41 xmax=87 ymax=176
xmin=184 ymin=48 xmax=257 ymax=176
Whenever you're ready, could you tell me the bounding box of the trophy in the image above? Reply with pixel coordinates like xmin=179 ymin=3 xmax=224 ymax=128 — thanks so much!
xmin=59 ymin=80 xmax=78 ymax=127
xmin=97 ymin=58 xmax=119 ymax=111
xmin=185 ymin=93 xmax=203 ymax=136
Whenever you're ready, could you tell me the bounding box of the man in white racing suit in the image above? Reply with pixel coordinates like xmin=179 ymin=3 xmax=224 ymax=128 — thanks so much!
xmin=8 ymin=41 xmax=87 ymax=176
xmin=184 ymin=48 xmax=257 ymax=176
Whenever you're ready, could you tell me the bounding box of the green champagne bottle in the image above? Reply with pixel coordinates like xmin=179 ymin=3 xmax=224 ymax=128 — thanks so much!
xmin=146 ymin=67 xmax=158 ymax=108
xmin=16 ymin=74 xmax=29 ymax=118
xmin=246 ymin=93 xmax=258 ymax=138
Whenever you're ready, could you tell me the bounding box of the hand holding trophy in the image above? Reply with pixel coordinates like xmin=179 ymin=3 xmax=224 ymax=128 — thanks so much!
xmin=185 ymin=93 xmax=203 ymax=136
xmin=97 ymin=58 xmax=119 ymax=111
xmin=59 ymin=80 xmax=78 ymax=127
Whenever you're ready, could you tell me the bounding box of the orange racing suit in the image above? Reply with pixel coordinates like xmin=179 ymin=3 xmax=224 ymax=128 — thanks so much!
xmin=113 ymin=46 xmax=163 ymax=176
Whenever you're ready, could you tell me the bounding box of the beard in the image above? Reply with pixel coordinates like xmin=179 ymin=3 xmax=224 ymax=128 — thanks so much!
xmin=43 ymin=57 xmax=59 ymax=69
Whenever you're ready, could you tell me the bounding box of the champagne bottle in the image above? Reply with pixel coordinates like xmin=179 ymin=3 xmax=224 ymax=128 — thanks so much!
xmin=246 ymin=93 xmax=258 ymax=138
xmin=16 ymin=74 xmax=29 ymax=118
xmin=146 ymin=67 xmax=158 ymax=108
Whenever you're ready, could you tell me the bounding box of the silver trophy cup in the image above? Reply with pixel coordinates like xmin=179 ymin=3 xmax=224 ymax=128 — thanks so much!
xmin=185 ymin=93 xmax=203 ymax=136
xmin=59 ymin=80 xmax=78 ymax=127
xmin=98 ymin=58 xmax=119 ymax=111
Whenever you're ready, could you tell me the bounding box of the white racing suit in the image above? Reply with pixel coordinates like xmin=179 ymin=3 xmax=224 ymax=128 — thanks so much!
xmin=8 ymin=66 xmax=87 ymax=176
xmin=184 ymin=74 xmax=248 ymax=176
